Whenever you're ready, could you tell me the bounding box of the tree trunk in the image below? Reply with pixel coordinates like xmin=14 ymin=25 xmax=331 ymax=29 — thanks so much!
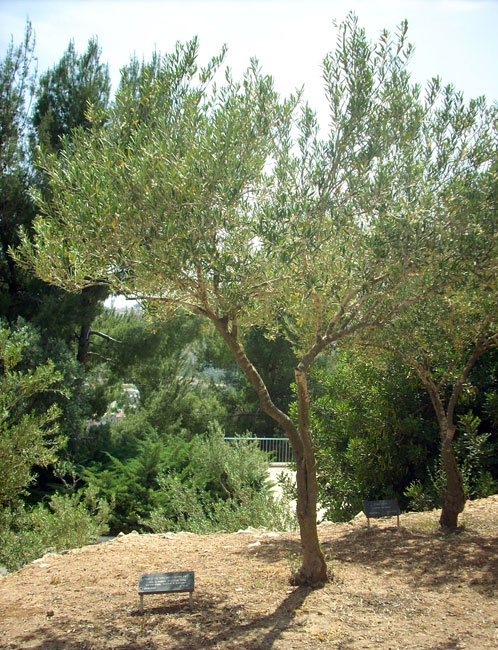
xmin=212 ymin=316 xmax=328 ymax=586
xmin=292 ymin=364 xmax=327 ymax=585
xmin=75 ymin=285 xmax=109 ymax=364
xmin=439 ymin=436 xmax=466 ymax=529
xmin=76 ymin=323 xmax=91 ymax=364
xmin=422 ymin=377 xmax=466 ymax=530
xmin=292 ymin=451 xmax=328 ymax=585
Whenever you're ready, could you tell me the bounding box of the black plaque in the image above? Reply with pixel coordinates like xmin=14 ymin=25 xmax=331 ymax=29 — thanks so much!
xmin=363 ymin=499 xmax=400 ymax=518
xmin=138 ymin=571 xmax=194 ymax=594
xmin=363 ymin=499 xmax=400 ymax=528
xmin=138 ymin=571 xmax=195 ymax=613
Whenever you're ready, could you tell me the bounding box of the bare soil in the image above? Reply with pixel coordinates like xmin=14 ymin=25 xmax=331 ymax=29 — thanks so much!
xmin=1 ymin=496 xmax=497 ymax=649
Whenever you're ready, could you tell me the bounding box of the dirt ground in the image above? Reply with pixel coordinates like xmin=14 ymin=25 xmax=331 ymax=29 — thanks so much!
xmin=1 ymin=496 xmax=497 ymax=650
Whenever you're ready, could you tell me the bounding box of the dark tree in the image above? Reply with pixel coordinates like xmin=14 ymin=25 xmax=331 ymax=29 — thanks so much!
xmin=31 ymin=37 xmax=112 ymax=362
xmin=0 ymin=23 xmax=37 ymax=321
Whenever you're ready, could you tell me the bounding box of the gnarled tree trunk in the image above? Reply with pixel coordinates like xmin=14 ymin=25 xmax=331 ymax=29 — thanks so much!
xmin=425 ymin=380 xmax=466 ymax=529
xmin=439 ymin=436 xmax=465 ymax=529
xmin=293 ymin=365 xmax=327 ymax=585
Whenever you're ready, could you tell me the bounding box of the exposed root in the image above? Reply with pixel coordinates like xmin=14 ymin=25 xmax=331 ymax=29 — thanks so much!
xmin=289 ymin=568 xmax=331 ymax=589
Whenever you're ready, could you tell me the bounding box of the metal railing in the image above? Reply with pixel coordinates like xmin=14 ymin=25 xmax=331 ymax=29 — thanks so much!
xmin=224 ymin=437 xmax=293 ymax=464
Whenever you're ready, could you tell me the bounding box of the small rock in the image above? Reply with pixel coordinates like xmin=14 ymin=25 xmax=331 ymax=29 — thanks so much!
xmin=117 ymin=532 xmax=125 ymax=538
xmin=248 ymin=541 xmax=261 ymax=548
xmin=46 ymin=610 xmax=55 ymax=618
xmin=236 ymin=526 xmax=258 ymax=534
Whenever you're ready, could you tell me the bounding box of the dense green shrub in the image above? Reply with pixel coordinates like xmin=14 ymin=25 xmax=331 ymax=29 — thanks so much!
xmin=309 ymin=349 xmax=436 ymax=521
xmin=83 ymin=422 xmax=295 ymax=534
xmin=0 ymin=489 xmax=110 ymax=572
xmin=145 ymin=483 xmax=295 ymax=534
xmin=143 ymin=425 xmax=296 ymax=533
xmin=311 ymin=347 xmax=498 ymax=520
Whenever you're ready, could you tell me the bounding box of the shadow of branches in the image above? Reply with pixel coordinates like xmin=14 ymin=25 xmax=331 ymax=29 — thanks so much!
xmin=13 ymin=587 xmax=312 ymax=650
xmin=328 ymin=525 xmax=497 ymax=596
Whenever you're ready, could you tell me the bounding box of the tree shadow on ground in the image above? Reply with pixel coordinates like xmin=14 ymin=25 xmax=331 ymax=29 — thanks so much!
xmin=329 ymin=524 xmax=497 ymax=596
xmin=163 ymin=585 xmax=311 ymax=650
xmin=13 ymin=586 xmax=312 ymax=650
xmin=230 ymin=523 xmax=497 ymax=598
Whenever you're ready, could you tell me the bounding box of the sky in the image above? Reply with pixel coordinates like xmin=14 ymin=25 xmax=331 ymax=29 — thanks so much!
xmin=1 ymin=0 xmax=498 ymax=120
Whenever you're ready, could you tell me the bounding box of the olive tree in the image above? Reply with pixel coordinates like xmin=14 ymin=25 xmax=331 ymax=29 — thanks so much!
xmin=363 ymin=133 xmax=497 ymax=528
xmin=370 ymin=229 xmax=497 ymax=527
xmin=15 ymin=16 xmax=495 ymax=584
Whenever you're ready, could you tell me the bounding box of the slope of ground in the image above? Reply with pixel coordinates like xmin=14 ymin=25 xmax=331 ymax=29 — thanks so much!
xmin=1 ymin=496 xmax=497 ymax=649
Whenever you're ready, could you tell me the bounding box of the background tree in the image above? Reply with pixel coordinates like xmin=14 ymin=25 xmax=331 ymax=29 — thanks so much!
xmin=0 ymin=320 xmax=65 ymax=508
xmin=16 ymin=17 xmax=496 ymax=584
xmin=32 ymin=37 xmax=110 ymax=155
xmin=1 ymin=29 xmax=112 ymax=355
xmin=0 ymin=27 xmax=109 ymax=505
xmin=31 ymin=37 xmax=111 ymax=363
xmin=363 ymin=146 xmax=498 ymax=527
xmin=372 ymin=291 xmax=497 ymax=528
xmin=0 ymin=23 xmax=37 ymax=322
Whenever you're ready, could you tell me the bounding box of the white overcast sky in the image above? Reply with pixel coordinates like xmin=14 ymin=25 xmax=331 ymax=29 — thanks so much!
xmin=1 ymin=0 xmax=498 ymax=119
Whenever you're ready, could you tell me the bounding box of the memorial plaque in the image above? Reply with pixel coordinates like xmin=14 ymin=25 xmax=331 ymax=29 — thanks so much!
xmin=139 ymin=571 xmax=194 ymax=594
xmin=363 ymin=499 xmax=400 ymax=528
xmin=138 ymin=571 xmax=194 ymax=613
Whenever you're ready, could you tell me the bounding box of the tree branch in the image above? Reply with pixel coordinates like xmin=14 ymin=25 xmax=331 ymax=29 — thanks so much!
xmin=88 ymin=330 xmax=121 ymax=344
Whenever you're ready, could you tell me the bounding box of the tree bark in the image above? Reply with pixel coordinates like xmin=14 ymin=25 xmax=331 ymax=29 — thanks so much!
xmin=212 ymin=315 xmax=328 ymax=586
xmin=439 ymin=436 xmax=465 ymax=528
xmin=293 ymin=365 xmax=328 ymax=585
xmin=76 ymin=285 xmax=110 ymax=364
xmin=424 ymin=378 xmax=466 ymax=529
xmin=76 ymin=323 xmax=92 ymax=364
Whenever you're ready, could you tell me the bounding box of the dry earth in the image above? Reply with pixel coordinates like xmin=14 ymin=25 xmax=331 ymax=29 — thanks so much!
xmin=1 ymin=496 xmax=497 ymax=650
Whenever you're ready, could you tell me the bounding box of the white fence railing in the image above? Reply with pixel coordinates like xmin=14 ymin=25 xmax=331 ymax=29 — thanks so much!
xmin=224 ymin=437 xmax=293 ymax=464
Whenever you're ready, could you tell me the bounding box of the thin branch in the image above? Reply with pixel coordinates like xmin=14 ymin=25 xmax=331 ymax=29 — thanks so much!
xmin=324 ymin=286 xmax=361 ymax=338
xmin=88 ymin=331 xmax=121 ymax=344
xmin=195 ymin=262 xmax=211 ymax=313
xmin=122 ymin=293 xmax=210 ymax=317
xmin=301 ymin=247 xmax=323 ymax=340
xmin=436 ymin=356 xmax=460 ymax=392
xmin=248 ymin=274 xmax=295 ymax=294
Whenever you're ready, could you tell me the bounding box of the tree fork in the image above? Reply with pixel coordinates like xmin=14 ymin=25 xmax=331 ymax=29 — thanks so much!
xmin=212 ymin=315 xmax=329 ymax=587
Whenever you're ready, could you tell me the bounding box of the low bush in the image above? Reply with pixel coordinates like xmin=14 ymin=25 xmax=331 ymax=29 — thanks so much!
xmin=0 ymin=489 xmax=110 ymax=572
xmin=143 ymin=426 xmax=296 ymax=534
